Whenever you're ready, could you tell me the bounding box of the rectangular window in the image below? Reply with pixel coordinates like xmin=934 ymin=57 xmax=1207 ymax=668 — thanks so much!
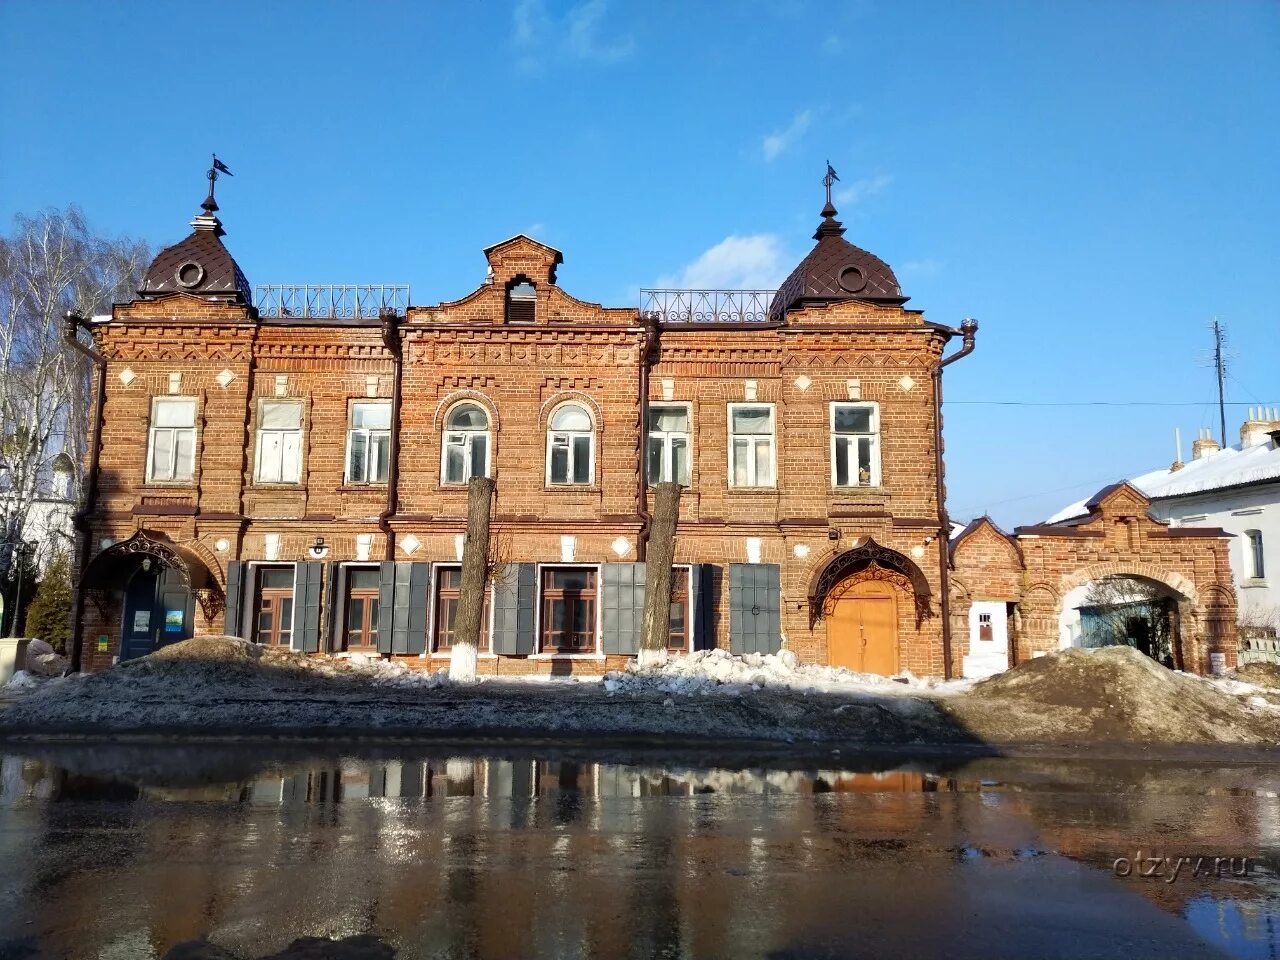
xmin=346 ymin=402 xmax=391 ymax=484
xmin=647 ymin=404 xmax=691 ymax=485
xmin=146 ymin=398 xmax=197 ymax=482
xmin=668 ymin=567 xmax=690 ymax=654
xmin=433 ymin=566 xmax=491 ymax=652
xmin=831 ymin=402 xmax=879 ymax=487
xmin=254 ymin=566 xmax=295 ymax=646
xmin=540 ymin=567 xmax=598 ymax=653
xmin=256 ymin=401 xmax=303 ymax=483
xmin=343 ymin=567 xmax=381 ymax=651
xmin=1247 ymin=530 xmax=1266 ymax=580
xmin=442 ymin=433 xmax=489 ymax=484
xmin=728 ymin=404 xmax=775 ymax=488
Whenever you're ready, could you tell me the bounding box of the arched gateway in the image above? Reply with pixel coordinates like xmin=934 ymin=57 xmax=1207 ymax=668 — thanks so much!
xmin=81 ymin=532 xmax=221 ymax=661
xmin=808 ymin=539 xmax=933 ymax=675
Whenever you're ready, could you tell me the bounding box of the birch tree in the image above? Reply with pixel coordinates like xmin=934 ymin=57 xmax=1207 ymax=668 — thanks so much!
xmin=0 ymin=206 xmax=149 ymax=580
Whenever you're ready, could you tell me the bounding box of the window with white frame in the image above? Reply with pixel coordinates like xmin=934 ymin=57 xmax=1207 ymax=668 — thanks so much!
xmin=146 ymin=397 xmax=197 ymax=482
xmin=346 ymin=401 xmax=391 ymax=484
xmin=547 ymin=403 xmax=594 ymax=485
xmin=255 ymin=401 xmax=303 ymax=483
xmin=442 ymin=402 xmax=491 ymax=484
xmin=728 ymin=404 xmax=775 ymax=487
xmin=647 ymin=404 xmax=690 ymax=485
xmin=1246 ymin=529 xmax=1266 ymax=580
xmin=831 ymin=402 xmax=880 ymax=487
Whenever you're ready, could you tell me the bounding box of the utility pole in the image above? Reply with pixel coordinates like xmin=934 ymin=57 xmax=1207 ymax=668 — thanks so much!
xmin=1211 ymin=318 xmax=1227 ymax=447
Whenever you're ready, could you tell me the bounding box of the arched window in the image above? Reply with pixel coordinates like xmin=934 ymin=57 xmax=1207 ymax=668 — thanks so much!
xmin=547 ymin=403 xmax=593 ymax=485
xmin=442 ymin=402 xmax=491 ymax=484
xmin=506 ymin=281 xmax=536 ymax=323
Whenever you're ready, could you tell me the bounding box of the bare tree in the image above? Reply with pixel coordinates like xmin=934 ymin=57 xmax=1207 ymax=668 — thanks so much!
xmin=451 ymin=476 xmax=496 ymax=682
xmin=0 ymin=206 xmax=149 ymax=578
xmin=1080 ymin=575 xmax=1176 ymax=667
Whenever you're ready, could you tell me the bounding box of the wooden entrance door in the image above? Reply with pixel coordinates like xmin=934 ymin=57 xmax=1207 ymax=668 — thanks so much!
xmin=827 ymin=580 xmax=899 ymax=675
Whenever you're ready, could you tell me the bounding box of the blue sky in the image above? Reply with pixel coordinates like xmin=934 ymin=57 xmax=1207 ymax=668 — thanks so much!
xmin=2 ymin=1 xmax=1276 ymax=527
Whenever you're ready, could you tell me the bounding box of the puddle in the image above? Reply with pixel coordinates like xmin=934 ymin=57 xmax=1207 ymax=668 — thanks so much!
xmin=1 ymin=743 xmax=1278 ymax=958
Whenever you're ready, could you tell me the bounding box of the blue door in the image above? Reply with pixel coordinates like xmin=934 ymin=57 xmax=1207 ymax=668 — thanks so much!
xmin=121 ymin=567 xmax=160 ymax=661
xmin=120 ymin=563 xmax=195 ymax=661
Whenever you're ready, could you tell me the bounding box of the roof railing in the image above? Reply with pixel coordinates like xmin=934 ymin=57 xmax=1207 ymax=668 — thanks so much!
xmin=640 ymin=288 xmax=777 ymax=324
xmin=254 ymin=284 xmax=410 ymax=319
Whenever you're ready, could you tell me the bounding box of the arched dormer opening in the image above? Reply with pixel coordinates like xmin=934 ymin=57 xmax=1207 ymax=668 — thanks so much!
xmin=505 ymin=277 xmax=537 ymax=324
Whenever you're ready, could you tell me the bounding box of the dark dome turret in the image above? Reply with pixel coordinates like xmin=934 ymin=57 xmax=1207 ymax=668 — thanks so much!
xmin=138 ymin=159 xmax=250 ymax=304
xmin=769 ymin=179 xmax=905 ymax=319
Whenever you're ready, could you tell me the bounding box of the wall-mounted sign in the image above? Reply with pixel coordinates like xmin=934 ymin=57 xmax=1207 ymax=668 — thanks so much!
xmin=132 ymin=610 xmax=150 ymax=632
xmin=164 ymin=610 xmax=184 ymax=633
xmin=96 ymin=635 xmax=109 ymax=652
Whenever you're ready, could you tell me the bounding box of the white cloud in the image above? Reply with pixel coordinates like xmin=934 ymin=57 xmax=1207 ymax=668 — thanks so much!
xmin=822 ymin=35 xmax=844 ymax=55
xmin=834 ymin=173 xmax=893 ymax=206
xmin=567 ymin=0 xmax=636 ymax=63
xmin=762 ymin=109 xmax=813 ymax=162
xmin=512 ymin=0 xmax=634 ymax=72
xmin=657 ymin=235 xmax=791 ymax=290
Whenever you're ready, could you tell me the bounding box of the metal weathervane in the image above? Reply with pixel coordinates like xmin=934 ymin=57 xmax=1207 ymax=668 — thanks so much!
xmin=202 ymin=154 xmax=234 ymax=214
xmin=824 ymin=161 xmax=839 ymax=205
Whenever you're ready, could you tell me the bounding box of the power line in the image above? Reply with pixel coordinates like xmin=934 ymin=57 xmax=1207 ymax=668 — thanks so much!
xmin=947 ymin=400 xmax=1274 ymax=408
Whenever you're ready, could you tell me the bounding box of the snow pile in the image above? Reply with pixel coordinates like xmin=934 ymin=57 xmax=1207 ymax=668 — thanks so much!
xmin=21 ymin=638 xmax=69 ymax=677
xmin=4 ymin=670 xmax=40 ymax=690
xmin=603 ymin=647 xmax=946 ymax=698
xmin=951 ymin=646 xmax=1280 ymax=744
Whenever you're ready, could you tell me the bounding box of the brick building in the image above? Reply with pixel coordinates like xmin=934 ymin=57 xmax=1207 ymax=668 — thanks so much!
xmin=67 ymin=174 xmax=1237 ymax=677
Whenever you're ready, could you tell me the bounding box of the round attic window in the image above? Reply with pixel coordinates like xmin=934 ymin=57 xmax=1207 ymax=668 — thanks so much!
xmin=838 ymin=265 xmax=867 ymax=294
xmin=175 ymin=261 xmax=205 ymax=289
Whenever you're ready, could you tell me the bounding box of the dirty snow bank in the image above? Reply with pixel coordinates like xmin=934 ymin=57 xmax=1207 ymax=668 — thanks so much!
xmin=3 ymin=639 xmax=1278 ymax=747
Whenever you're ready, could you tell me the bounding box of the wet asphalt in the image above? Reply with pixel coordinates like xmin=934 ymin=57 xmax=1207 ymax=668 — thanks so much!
xmin=1 ymin=742 xmax=1278 ymax=959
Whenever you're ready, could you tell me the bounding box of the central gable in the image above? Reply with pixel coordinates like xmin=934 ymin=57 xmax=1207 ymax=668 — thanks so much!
xmin=483 ymin=235 xmax=564 ymax=287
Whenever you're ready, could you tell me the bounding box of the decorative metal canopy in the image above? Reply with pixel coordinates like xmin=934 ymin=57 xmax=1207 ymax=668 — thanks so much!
xmin=807 ymin=538 xmax=933 ymax=628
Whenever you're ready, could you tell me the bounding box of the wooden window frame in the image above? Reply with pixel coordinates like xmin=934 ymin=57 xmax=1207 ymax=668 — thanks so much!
xmin=253 ymin=564 xmax=296 ymax=647
xmin=440 ymin=402 xmax=492 ymax=486
xmin=668 ymin=565 xmax=693 ymax=654
xmin=727 ymin=402 xmax=776 ymax=489
xmin=342 ymin=565 xmax=382 ymax=652
xmin=345 ymin=401 xmax=391 ymax=485
xmin=1246 ymin=529 xmax=1266 ymax=580
xmin=431 ymin=564 xmax=493 ymax=654
xmin=545 ymin=403 xmax=595 ymax=487
xmin=145 ymin=397 xmax=197 ymax=483
xmin=536 ymin=564 xmax=601 ymax=655
xmin=830 ymin=401 xmax=881 ymax=488
xmin=647 ymin=402 xmax=692 ymax=486
xmin=254 ymin=400 xmax=304 ymax=485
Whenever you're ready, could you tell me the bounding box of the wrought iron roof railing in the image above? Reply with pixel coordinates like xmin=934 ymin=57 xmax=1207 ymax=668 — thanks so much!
xmin=640 ymin=288 xmax=777 ymax=324
xmin=254 ymin=284 xmax=410 ymax=319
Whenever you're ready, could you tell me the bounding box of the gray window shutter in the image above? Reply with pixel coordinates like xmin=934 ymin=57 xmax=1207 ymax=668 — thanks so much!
xmin=391 ymin=562 xmax=413 ymax=654
xmin=292 ymin=562 xmax=323 ymax=652
xmin=492 ymin=563 xmax=537 ymax=655
xmin=515 ymin=563 xmax=537 ymax=654
xmin=322 ymin=561 xmax=341 ymax=653
xmin=729 ymin=563 xmax=781 ymax=655
xmin=376 ymin=560 xmax=396 ymax=653
xmin=403 ymin=562 xmax=430 ymax=655
xmin=759 ymin=563 xmax=782 ymax=654
xmin=692 ymin=563 xmax=715 ymax=651
xmin=223 ymin=560 xmax=243 ymax=637
xmin=602 ymin=562 xmax=645 ymax=655
xmin=491 ymin=565 xmax=519 ymax=655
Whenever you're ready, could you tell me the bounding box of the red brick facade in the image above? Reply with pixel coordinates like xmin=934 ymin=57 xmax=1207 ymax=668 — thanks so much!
xmin=71 ymin=197 xmax=1238 ymax=678
xmin=950 ymin=484 xmax=1239 ymax=675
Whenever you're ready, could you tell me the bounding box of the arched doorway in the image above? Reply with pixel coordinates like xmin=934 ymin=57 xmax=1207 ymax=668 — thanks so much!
xmin=120 ymin=559 xmax=195 ymax=661
xmin=83 ymin=532 xmax=215 ymax=662
xmin=826 ymin=578 xmax=899 ymax=674
xmin=1058 ymin=574 xmax=1185 ymax=670
xmin=808 ymin=539 xmax=932 ymax=676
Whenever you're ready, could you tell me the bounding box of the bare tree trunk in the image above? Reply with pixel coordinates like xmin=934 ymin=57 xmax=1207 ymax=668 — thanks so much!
xmin=450 ymin=476 xmax=495 ymax=682
xmin=639 ymin=482 xmax=680 ymax=668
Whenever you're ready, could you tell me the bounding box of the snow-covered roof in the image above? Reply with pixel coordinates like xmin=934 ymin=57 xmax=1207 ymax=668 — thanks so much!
xmin=1048 ymin=439 xmax=1280 ymax=524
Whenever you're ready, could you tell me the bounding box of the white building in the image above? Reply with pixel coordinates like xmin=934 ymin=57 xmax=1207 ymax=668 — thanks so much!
xmin=1049 ymin=410 xmax=1280 ymax=637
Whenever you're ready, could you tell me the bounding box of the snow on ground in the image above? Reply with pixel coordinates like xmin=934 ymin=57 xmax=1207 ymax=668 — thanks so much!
xmin=1 ymin=638 xmax=1278 ymax=747
xmin=604 ymin=648 xmax=976 ymax=698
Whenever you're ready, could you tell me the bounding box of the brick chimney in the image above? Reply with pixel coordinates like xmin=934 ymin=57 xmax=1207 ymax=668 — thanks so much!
xmin=1191 ymin=427 xmax=1221 ymax=460
xmin=1240 ymin=407 xmax=1280 ymax=449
